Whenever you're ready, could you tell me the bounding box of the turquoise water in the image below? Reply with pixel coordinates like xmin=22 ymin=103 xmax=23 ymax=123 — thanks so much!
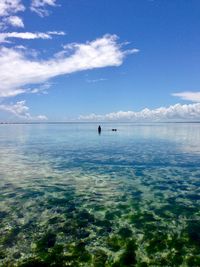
xmin=0 ymin=123 xmax=200 ymax=266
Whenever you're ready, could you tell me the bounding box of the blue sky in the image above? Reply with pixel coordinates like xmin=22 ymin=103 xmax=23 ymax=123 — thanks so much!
xmin=0 ymin=0 xmax=200 ymax=121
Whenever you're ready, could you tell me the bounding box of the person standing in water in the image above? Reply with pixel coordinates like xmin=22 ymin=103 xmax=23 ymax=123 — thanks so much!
xmin=98 ymin=125 xmax=101 ymax=134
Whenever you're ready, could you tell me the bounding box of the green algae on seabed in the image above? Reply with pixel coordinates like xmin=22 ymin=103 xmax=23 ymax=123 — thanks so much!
xmin=1 ymin=168 xmax=200 ymax=267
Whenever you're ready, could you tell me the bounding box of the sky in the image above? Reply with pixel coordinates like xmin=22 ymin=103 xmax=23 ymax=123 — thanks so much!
xmin=0 ymin=0 xmax=200 ymax=122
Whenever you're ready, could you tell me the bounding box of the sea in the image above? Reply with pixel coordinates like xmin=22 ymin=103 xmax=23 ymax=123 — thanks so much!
xmin=0 ymin=123 xmax=200 ymax=266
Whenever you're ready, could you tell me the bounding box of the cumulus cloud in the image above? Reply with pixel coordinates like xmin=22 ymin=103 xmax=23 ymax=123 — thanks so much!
xmin=5 ymin=15 xmax=24 ymax=27
xmin=0 ymin=0 xmax=25 ymax=29
xmin=30 ymin=0 xmax=57 ymax=17
xmin=0 ymin=0 xmax=57 ymax=28
xmin=36 ymin=114 xmax=48 ymax=120
xmin=172 ymin=91 xmax=200 ymax=102
xmin=0 ymin=0 xmax=25 ymax=17
xmin=79 ymin=103 xmax=200 ymax=122
xmin=0 ymin=34 xmax=138 ymax=98
xmin=0 ymin=100 xmax=47 ymax=120
xmin=0 ymin=31 xmax=65 ymax=43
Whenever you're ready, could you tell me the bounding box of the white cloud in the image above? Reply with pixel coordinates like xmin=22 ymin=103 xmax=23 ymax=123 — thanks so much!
xmin=28 ymin=83 xmax=51 ymax=94
xmin=0 ymin=0 xmax=25 ymax=29
xmin=0 ymin=0 xmax=58 ymax=28
xmin=30 ymin=0 xmax=57 ymax=17
xmin=47 ymin=31 xmax=65 ymax=35
xmin=0 ymin=34 xmax=138 ymax=98
xmin=0 ymin=31 xmax=65 ymax=43
xmin=36 ymin=114 xmax=48 ymax=120
xmin=172 ymin=91 xmax=200 ymax=102
xmin=14 ymin=45 xmax=27 ymax=50
xmin=0 ymin=0 xmax=25 ymax=17
xmin=5 ymin=15 xmax=24 ymax=27
xmin=79 ymin=103 xmax=200 ymax=122
xmin=0 ymin=100 xmax=47 ymax=120
xmin=86 ymin=78 xmax=107 ymax=83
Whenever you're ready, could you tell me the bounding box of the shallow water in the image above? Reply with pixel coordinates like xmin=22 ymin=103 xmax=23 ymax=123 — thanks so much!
xmin=0 ymin=123 xmax=200 ymax=266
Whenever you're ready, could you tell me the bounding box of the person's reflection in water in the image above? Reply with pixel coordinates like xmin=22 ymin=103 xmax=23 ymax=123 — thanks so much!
xmin=98 ymin=125 xmax=101 ymax=135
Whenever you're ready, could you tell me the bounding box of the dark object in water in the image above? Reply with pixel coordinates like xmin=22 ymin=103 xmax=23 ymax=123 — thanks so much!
xmin=98 ymin=125 xmax=101 ymax=134
xmin=112 ymin=129 xmax=117 ymax=131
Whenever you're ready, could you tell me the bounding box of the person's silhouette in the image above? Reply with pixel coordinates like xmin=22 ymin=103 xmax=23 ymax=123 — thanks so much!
xmin=98 ymin=125 xmax=101 ymax=135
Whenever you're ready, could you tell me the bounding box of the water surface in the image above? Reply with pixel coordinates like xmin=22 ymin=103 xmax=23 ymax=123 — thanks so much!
xmin=0 ymin=123 xmax=200 ymax=266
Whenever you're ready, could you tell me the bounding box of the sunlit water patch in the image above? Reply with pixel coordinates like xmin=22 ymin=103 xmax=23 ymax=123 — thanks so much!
xmin=0 ymin=123 xmax=200 ymax=266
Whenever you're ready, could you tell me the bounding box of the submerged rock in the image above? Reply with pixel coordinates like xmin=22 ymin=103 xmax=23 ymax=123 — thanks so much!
xmin=36 ymin=231 xmax=56 ymax=252
xmin=118 ymin=227 xmax=132 ymax=239
xmin=115 ymin=239 xmax=137 ymax=266
xmin=187 ymin=221 xmax=200 ymax=246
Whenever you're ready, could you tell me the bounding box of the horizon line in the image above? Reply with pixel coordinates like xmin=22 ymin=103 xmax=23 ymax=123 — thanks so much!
xmin=1 ymin=121 xmax=200 ymax=125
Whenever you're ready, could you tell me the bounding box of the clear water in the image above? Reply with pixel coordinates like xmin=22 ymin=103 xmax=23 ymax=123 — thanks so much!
xmin=0 ymin=123 xmax=200 ymax=266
